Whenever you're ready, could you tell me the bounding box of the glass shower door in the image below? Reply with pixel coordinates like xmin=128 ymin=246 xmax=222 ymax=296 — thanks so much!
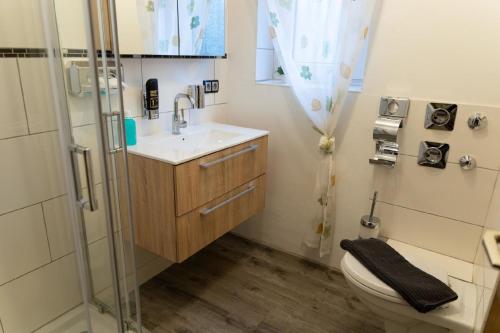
xmin=42 ymin=0 xmax=142 ymax=332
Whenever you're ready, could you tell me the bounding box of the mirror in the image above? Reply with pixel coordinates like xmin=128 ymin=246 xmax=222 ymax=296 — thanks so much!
xmin=117 ymin=0 xmax=226 ymax=57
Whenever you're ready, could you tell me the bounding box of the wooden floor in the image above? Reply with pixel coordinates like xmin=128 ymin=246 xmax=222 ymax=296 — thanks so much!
xmin=140 ymin=234 xmax=384 ymax=333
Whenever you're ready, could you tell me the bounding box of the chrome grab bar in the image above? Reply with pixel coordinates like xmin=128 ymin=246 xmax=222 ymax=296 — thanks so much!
xmin=70 ymin=144 xmax=98 ymax=211
xmin=200 ymin=184 xmax=256 ymax=216
xmin=200 ymin=144 xmax=259 ymax=169
xmin=102 ymin=111 xmax=124 ymax=153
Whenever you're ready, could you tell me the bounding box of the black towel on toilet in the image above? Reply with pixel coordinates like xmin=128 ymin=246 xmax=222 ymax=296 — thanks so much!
xmin=340 ymin=238 xmax=458 ymax=313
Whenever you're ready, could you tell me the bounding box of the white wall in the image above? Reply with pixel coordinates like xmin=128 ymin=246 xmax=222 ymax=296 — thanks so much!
xmin=226 ymin=0 xmax=500 ymax=271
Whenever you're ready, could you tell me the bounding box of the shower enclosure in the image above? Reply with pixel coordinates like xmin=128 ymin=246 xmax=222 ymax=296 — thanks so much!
xmin=0 ymin=0 xmax=142 ymax=332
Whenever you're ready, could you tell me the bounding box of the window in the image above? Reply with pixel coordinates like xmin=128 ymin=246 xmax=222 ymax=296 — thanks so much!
xmin=255 ymin=0 xmax=368 ymax=91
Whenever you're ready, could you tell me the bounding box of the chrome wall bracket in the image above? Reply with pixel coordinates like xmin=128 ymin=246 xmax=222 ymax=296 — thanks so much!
xmin=379 ymin=96 xmax=410 ymax=121
xmin=468 ymin=113 xmax=488 ymax=130
xmin=417 ymin=141 xmax=449 ymax=169
xmin=459 ymin=155 xmax=476 ymax=170
xmin=369 ymin=97 xmax=410 ymax=168
xmin=67 ymin=60 xmax=121 ymax=97
xmin=424 ymin=103 xmax=457 ymax=131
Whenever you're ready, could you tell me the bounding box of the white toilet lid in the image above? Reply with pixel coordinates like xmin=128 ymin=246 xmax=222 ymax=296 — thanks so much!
xmin=342 ymin=252 xmax=449 ymax=300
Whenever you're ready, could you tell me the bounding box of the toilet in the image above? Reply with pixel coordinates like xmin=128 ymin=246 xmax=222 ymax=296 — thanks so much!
xmin=340 ymin=239 xmax=477 ymax=333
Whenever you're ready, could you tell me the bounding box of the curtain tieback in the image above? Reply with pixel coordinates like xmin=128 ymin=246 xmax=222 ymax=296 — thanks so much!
xmin=318 ymin=135 xmax=335 ymax=154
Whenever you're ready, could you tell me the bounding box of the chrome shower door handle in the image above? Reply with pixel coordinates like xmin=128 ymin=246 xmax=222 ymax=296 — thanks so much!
xmin=70 ymin=144 xmax=98 ymax=211
xmin=103 ymin=111 xmax=124 ymax=153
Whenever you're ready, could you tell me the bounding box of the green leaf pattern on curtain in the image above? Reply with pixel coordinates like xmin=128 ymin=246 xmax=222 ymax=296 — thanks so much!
xmin=137 ymin=0 xmax=179 ymax=54
xmin=265 ymin=0 xmax=376 ymax=256
xmin=180 ymin=0 xmax=210 ymax=54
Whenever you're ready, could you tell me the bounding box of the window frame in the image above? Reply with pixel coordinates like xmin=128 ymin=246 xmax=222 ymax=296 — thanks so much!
xmin=255 ymin=0 xmax=368 ymax=92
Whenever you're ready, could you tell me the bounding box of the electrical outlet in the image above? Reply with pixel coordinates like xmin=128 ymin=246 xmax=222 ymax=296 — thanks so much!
xmin=202 ymin=80 xmax=219 ymax=94
xmin=211 ymin=80 xmax=219 ymax=93
xmin=203 ymin=80 xmax=212 ymax=93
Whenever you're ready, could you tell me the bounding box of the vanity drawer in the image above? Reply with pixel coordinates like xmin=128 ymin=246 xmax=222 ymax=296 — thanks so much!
xmin=176 ymin=175 xmax=266 ymax=262
xmin=174 ymin=136 xmax=268 ymax=216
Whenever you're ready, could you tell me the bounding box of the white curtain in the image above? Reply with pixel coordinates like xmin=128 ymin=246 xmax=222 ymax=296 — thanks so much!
xmin=137 ymin=0 xmax=179 ymax=55
xmin=265 ymin=0 xmax=376 ymax=256
xmin=178 ymin=0 xmax=211 ymax=55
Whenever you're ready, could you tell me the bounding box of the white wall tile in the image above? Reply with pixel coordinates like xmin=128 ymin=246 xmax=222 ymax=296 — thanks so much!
xmin=66 ymin=89 xmax=117 ymax=133
xmin=42 ymin=195 xmax=74 ymax=260
xmin=121 ymin=58 xmax=144 ymax=118
xmin=0 ymin=205 xmax=51 ymax=285
xmin=373 ymin=155 xmax=496 ymax=226
xmin=121 ymin=58 xmax=143 ymax=87
xmin=122 ymin=58 xmax=227 ymax=120
xmin=189 ymin=104 xmax=228 ymax=126
xmin=255 ymin=48 xmax=274 ymax=81
xmin=0 ymin=132 xmax=66 ymax=215
xmin=18 ymin=58 xmax=58 ymax=134
xmin=399 ymin=100 xmax=500 ymax=170
xmin=141 ymin=58 xmax=215 ymax=112
xmin=123 ymin=87 xmax=144 ymax=118
xmin=0 ymin=59 xmax=28 ymax=139
xmin=0 ymin=254 xmax=81 ymax=333
xmin=0 ymin=0 xmax=46 ymax=48
xmin=67 ymin=94 xmax=96 ymax=128
xmin=43 ymin=187 xmax=107 ymax=260
xmin=378 ymin=202 xmax=483 ymax=262
xmin=215 ymin=59 xmax=228 ymax=104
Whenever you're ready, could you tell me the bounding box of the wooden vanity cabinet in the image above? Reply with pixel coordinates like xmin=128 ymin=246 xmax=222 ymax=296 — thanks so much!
xmin=128 ymin=136 xmax=268 ymax=262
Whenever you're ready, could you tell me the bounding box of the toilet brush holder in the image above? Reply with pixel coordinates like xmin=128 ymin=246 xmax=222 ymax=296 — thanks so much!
xmin=359 ymin=191 xmax=381 ymax=239
xmin=359 ymin=215 xmax=380 ymax=239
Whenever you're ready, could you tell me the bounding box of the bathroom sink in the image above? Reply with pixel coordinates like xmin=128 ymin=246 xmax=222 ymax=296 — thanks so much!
xmin=172 ymin=128 xmax=243 ymax=146
xmin=128 ymin=123 xmax=269 ymax=165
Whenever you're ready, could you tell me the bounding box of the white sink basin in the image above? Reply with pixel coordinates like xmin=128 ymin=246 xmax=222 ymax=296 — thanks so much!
xmin=127 ymin=123 xmax=269 ymax=165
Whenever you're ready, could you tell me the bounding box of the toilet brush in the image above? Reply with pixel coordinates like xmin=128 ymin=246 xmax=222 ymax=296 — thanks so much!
xmin=359 ymin=190 xmax=381 ymax=239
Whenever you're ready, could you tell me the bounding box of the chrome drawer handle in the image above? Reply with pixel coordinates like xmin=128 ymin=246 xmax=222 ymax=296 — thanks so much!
xmin=200 ymin=185 xmax=256 ymax=216
xmin=200 ymin=144 xmax=259 ymax=169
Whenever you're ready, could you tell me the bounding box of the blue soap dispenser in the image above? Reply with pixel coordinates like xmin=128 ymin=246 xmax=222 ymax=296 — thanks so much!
xmin=124 ymin=110 xmax=137 ymax=146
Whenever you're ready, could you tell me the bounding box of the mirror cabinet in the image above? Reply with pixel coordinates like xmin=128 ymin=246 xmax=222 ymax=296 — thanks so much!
xmin=115 ymin=0 xmax=226 ymax=57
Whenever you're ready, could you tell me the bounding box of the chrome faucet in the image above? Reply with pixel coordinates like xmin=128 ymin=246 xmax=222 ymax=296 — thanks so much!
xmin=172 ymin=93 xmax=195 ymax=135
